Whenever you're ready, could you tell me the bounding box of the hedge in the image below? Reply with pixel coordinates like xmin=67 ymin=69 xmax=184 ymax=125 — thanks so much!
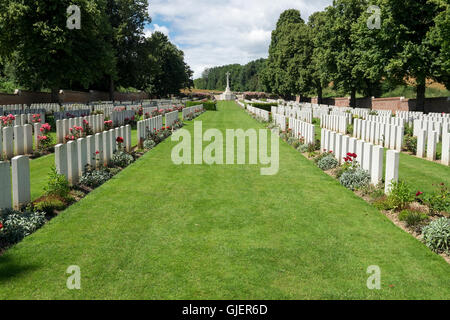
xmin=186 ymin=100 xmax=217 ymax=111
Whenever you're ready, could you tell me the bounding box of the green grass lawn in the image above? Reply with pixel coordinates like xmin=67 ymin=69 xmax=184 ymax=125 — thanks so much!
xmin=0 ymin=102 xmax=449 ymax=299
xmin=312 ymin=120 xmax=449 ymax=194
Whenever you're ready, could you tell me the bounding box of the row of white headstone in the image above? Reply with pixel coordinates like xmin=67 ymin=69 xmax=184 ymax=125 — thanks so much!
xmin=136 ymin=115 xmax=163 ymax=145
xmin=289 ymin=118 xmax=315 ymax=144
xmin=111 ymin=110 xmax=136 ymax=127
xmin=247 ymin=105 xmax=270 ymax=122
xmin=273 ymin=114 xmax=287 ymax=132
xmin=54 ymin=110 xmax=90 ymax=120
xmin=56 ymin=114 xmax=105 ymax=144
xmin=0 ymin=124 xmax=39 ymax=160
xmin=1 ymin=111 xmax=46 ymax=126
xmin=353 ymin=119 xmax=404 ymax=152
xmin=182 ymin=105 xmax=203 ymax=120
xmin=55 ymin=125 xmax=132 ymax=185
xmin=165 ymin=111 xmax=180 ymax=128
xmin=416 ymin=129 xmax=450 ymax=165
xmin=320 ymin=114 xmax=351 ymax=135
xmin=321 ymin=128 xmax=400 ymax=193
xmin=413 ymin=119 xmax=449 ymax=141
xmin=0 ymin=156 xmax=31 ymax=210
xmin=30 ymin=103 xmax=60 ymax=112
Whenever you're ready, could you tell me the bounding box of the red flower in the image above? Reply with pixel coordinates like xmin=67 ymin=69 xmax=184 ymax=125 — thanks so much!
xmin=0 ymin=222 xmax=3 ymax=230
xmin=95 ymin=151 xmax=100 ymax=155
xmin=116 ymin=136 xmax=124 ymax=143
xmin=416 ymin=191 xmax=423 ymax=197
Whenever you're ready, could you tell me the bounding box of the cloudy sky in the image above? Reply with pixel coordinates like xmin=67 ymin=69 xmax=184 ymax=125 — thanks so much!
xmin=144 ymin=0 xmax=332 ymax=79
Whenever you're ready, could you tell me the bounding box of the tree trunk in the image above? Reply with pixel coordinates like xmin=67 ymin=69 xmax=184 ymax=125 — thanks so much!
xmin=416 ymin=82 xmax=426 ymax=112
xmin=350 ymin=88 xmax=357 ymax=108
xmin=109 ymin=76 xmax=115 ymax=102
xmin=317 ymin=86 xmax=323 ymax=105
xmin=51 ymin=87 xmax=59 ymax=104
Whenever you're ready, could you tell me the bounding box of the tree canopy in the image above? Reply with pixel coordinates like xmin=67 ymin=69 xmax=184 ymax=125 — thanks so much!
xmin=0 ymin=0 xmax=193 ymax=100
xmin=194 ymin=59 xmax=266 ymax=92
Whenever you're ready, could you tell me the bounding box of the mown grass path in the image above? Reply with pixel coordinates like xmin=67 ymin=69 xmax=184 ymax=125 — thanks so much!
xmin=0 ymin=102 xmax=449 ymax=299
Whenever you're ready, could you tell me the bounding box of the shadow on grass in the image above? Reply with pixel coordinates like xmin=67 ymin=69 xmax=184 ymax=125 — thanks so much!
xmin=0 ymin=254 xmax=41 ymax=281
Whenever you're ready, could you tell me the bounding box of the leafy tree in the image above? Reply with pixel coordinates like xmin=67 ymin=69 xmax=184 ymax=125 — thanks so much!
xmin=428 ymin=0 xmax=450 ymax=90
xmin=194 ymin=59 xmax=266 ymax=92
xmin=0 ymin=0 xmax=115 ymax=101
xmin=102 ymin=0 xmax=151 ymax=98
xmin=319 ymin=0 xmax=368 ymax=108
xmin=355 ymin=0 xmax=444 ymax=110
xmin=261 ymin=9 xmax=306 ymax=98
xmin=137 ymin=32 xmax=193 ymax=97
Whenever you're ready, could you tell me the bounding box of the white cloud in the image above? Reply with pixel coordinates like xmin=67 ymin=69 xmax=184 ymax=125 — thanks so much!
xmin=144 ymin=24 xmax=170 ymax=38
xmin=149 ymin=0 xmax=332 ymax=78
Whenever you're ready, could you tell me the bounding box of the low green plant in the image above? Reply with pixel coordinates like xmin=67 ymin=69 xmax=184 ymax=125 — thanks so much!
xmin=34 ymin=196 xmax=67 ymax=215
xmin=0 ymin=209 xmax=46 ymax=248
xmin=111 ymin=150 xmax=134 ymax=168
xmin=317 ymin=155 xmax=339 ymax=171
xmin=79 ymin=168 xmax=113 ymax=188
xmin=143 ymin=139 xmax=156 ymax=150
xmin=44 ymin=166 xmax=70 ymax=198
xmin=297 ymin=144 xmax=308 ymax=153
xmin=387 ymin=181 xmax=415 ymax=211
xmin=422 ymin=217 xmax=450 ymax=254
xmin=423 ymin=183 xmax=450 ymax=215
xmin=339 ymin=168 xmax=371 ymax=191
xmin=403 ymin=135 xmax=417 ymax=154
xmin=314 ymin=151 xmax=333 ymax=164
xmin=347 ymin=124 xmax=354 ymax=135
xmin=398 ymin=210 xmax=429 ymax=227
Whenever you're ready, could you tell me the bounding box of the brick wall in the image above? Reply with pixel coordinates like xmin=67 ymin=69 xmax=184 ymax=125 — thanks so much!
xmin=302 ymin=95 xmax=450 ymax=114
xmin=0 ymin=89 xmax=150 ymax=106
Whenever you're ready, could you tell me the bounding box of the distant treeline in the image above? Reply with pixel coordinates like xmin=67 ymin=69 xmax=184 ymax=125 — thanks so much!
xmin=194 ymin=59 xmax=266 ymax=92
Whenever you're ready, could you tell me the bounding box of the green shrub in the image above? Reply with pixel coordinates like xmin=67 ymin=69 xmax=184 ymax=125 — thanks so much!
xmin=339 ymin=168 xmax=371 ymax=191
xmin=398 ymin=210 xmax=429 ymax=227
xmin=387 ymin=181 xmax=415 ymax=211
xmin=346 ymin=124 xmax=354 ymax=135
xmin=111 ymin=150 xmax=134 ymax=168
xmin=45 ymin=166 xmax=70 ymax=198
xmin=423 ymin=184 xmax=450 ymax=214
xmin=297 ymin=144 xmax=308 ymax=153
xmin=422 ymin=218 xmax=450 ymax=254
xmin=317 ymin=155 xmax=339 ymax=171
xmin=314 ymin=151 xmax=333 ymax=164
xmin=186 ymin=100 xmax=216 ymax=111
xmin=143 ymin=139 xmax=156 ymax=150
xmin=403 ymin=135 xmax=417 ymax=154
xmin=80 ymin=168 xmax=113 ymax=188
xmin=34 ymin=196 xmax=67 ymax=215
xmin=0 ymin=209 xmax=46 ymax=248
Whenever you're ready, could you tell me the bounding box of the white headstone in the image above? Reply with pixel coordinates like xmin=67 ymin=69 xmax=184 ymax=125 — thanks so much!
xmin=0 ymin=161 xmax=12 ymax=209
xmin=385 ymin=150 xmax=400 ymax=194
xmin=11 ymin=155 xmax=30 ymax=210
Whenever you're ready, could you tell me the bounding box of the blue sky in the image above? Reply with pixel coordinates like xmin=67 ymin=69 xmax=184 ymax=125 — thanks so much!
xmin=144 ymin=0 xmax=332 ymax=79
